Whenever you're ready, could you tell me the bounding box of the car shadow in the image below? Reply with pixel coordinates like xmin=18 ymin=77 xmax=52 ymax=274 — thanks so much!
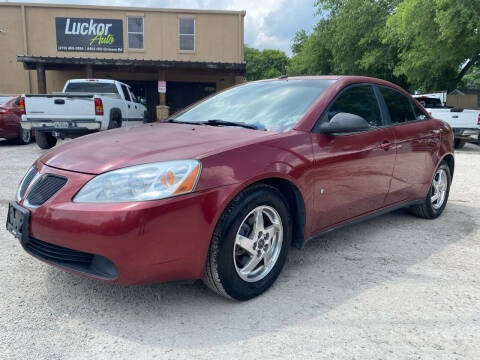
xmin=37 ymin=200 xmax=477 ymax=353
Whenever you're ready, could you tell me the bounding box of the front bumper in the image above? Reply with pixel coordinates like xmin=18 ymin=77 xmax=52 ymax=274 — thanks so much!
xmin=13 ymin=162 xmax=237 ymax=285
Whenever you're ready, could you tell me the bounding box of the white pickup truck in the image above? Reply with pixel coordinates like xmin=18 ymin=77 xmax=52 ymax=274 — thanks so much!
xmin=414 ymin=96 xmax=480 ymax=149
xmin=21 ymin=79 xmax=147 ymax=149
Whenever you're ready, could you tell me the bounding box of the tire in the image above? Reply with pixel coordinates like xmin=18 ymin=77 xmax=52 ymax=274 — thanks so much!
xmin=454 ymin=139 xmax=466 ymax=149
xmin=410 ymin=161 xmax=451 ymax=219
xmin=16 ymin=126 xmax=31 ymax=145
xmin=35 ymin=131 xmax=57 ymax=149
xmin=203 ymin=184 xmax=292 ymax=301
xmin=108 ymin=111 xmax=122 ymax=129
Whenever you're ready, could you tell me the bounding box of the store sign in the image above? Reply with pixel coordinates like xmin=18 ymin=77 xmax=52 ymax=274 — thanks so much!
xmin=158 ymin=81 xmax=167 ymax=93
xmin=55 ymin=17 xmax=124 ymax=53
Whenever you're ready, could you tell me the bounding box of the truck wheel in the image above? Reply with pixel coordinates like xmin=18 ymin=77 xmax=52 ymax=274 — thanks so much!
xmin=108 ymin=111 xmax=122 ymax=129
xmin=35 ymin=131 xmax=57 ymax=149
xmin=16 ymin=126 xmax=31 ymax=145
xmin=454 ymin=139 xmax=466 ymax=149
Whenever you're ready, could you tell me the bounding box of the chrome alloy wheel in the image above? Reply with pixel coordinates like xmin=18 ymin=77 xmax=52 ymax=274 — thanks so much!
xmin=233 ymin=205 xmax=283 ymax=283
xmin=431 ymin=168 xmax=448 ymax=210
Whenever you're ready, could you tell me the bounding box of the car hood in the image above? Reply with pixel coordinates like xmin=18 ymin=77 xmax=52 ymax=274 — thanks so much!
xmin=40 ymin=122 xmax=274 ymax=174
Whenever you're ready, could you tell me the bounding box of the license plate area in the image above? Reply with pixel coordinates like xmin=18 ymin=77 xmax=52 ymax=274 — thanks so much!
xmin=53 ymin=121 xmax=71 ymax=128
xmin=6 ymin=202 xmax=30 ymax=243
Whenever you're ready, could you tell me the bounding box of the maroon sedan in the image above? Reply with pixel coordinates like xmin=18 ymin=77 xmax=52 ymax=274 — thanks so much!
xmin=7 ymin=76 xmax=454 ymax=300
xmin=0 ymin=95 xmax=31 ymax=144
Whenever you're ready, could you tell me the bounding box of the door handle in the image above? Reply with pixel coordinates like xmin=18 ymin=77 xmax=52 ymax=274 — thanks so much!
xmin=379 ymin=140 xmax=391 ymax=151
xmin=128 ymin=105 xmax=131 ymax=108
xmin=54 ymin=99 xmax=65 ymax=105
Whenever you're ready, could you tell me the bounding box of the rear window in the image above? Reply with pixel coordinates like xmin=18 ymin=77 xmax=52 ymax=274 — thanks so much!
xmin=415 ymin=97 xmax=443 ymax=108
xmin=0 ymin=96 xmax=13 ymax=105
xmin=64 ymin=82 xmax=119 ymax=94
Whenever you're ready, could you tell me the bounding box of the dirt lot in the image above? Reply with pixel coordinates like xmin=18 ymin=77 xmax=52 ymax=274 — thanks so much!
xmin=0 ymin=139 xmax=479 ymax=360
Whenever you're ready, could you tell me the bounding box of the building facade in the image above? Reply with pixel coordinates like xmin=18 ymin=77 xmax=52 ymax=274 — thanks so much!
xmin=0 ymin=2 xmax=246 ymax=119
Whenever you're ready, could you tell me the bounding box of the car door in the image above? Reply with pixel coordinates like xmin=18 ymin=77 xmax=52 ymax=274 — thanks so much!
xmin=120 ymin=84 xmax=135 ymax=126
xmin=310 ymin=84 xmax=397 ymax=233
xmin=377 ymin=86 xmax=440 ymax=205
xmin=127 ymin=87 xmax=144 ymax=125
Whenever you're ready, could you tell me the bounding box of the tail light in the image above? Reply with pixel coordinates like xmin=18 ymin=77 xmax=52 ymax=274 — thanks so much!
xmin=19 ymin=96 xmax=26 ymax=115
xmin=94 ymin=98 xmax=104 ymax=116
xmin=478 ymin=113 xmax=480 ymax=125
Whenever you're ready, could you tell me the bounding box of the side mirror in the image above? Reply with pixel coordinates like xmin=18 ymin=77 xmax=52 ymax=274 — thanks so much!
xmin=318 ymin=112 xmax=371 ymax=134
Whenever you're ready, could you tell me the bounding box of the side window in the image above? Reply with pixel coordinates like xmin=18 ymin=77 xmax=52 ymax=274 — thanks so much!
xmin=412 ymin=101 xmax=428 ymax=121
xmin=121 ymin=85 xmax=131 ymax=101
xmin=327 ymin=85 xmax=382 ymax=127
xmin=379 ymin=87 xmax=416 ymax=124
xmin=14 ymin=97 xmax=20 ymax=107
xmin=129 ymin=88 xmax=138 ymax=103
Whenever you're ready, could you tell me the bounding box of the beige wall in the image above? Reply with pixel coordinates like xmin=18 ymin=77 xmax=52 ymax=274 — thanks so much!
xmin=446 ymin=95 xmax=480 ymax=110
xmin=0 ymin=2 xmax=245 ymax=94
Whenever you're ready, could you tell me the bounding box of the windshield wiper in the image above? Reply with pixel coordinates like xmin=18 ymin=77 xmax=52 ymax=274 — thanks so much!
xmin=203 ymin=119 xmax=260 ymax=130
xmin=167 ymin=119 xmax=203 ymax=126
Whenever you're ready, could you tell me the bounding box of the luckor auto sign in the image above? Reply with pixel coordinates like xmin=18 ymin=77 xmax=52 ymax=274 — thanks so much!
xmin=55 ymin=17 xmax=124 ymax=53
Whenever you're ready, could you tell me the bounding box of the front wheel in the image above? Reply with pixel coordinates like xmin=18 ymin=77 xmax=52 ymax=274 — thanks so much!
xmin=410 ymin=161 xmax=451 ymax=219
xmin=203 ymin=184 xmax=291 ymax=300
xmin=35 ymin=131 xmax=57 ymax=149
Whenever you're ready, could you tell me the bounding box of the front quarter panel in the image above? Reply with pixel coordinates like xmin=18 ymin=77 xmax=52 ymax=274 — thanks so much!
xmin=196 ymin=131 xmax=316 ymax=239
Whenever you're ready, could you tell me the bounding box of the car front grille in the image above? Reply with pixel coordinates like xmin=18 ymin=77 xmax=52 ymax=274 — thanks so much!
xmin=18 ymin=166 xmax=38 ymax=199
xmin=25 ymin=237 xmax=118 ymax=279
xmin=26 ymin=237 xmax=94 ymax=264
xmin=25 ymin=175 xmax=67 ymax=206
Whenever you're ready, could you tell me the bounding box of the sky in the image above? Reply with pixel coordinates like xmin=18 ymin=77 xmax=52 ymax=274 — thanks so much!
xmin=3 ymin=0 xmax=320 ymax=55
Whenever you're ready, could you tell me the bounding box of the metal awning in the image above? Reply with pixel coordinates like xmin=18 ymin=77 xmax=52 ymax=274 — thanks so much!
xmin=17 ymin=55 xmax=246 ymax=75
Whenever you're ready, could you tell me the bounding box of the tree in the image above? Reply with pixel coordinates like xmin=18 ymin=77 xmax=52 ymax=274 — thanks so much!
xmin=461 ymin=65 xmax=480 ymax=89
xmin=291 ymin=30 xmax=308 ymax=55
xmin=289 ymin=0 xmax=407 ymax=87
xmin=385 ymin=0 xmax=480 ymax=91
xmin=244 ymin=45 xmax=288 ymax=81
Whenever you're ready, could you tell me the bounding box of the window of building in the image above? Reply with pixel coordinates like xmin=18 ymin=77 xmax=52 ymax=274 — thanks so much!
xmin=179 ymin=18 xmax=195 ymax=51
xmin=127 ymin=17 xmax=144 ymax=50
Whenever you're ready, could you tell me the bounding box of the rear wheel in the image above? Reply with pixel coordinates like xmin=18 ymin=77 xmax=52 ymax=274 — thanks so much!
xmin=108 ymin=111 xmax=122 ymax=129
xmin=454 ymin=139 xmax=466 ymax=149
xmin=410 ymin=161 xmax=451 ymax=219
xmin=203 ymin=184 xmax=291 ymax=300
xmin=16 ymin=126 xmax=31 ymax=145
xmin=35 ymin=131 xmax=57 ymax=149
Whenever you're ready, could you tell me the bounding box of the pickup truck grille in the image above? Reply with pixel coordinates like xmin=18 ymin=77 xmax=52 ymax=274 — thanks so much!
xmin=25 ymin=175 xmax=67 ymax=206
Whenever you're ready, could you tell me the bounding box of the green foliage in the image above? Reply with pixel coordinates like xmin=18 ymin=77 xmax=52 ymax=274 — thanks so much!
xmin=244 ymin=45 xmax=288 ymax=81
xmin=291 ymin=30 xmax=308 ymax=55
xmin=385 ymin=0 xmax=480 ymax=91
xmin=460 ymin=65 xmax=480 ymax=89
xmin=288 ymin=0 xmax=480 ymax=91
xmin=289 ymin=0 xmax=407 ymax=86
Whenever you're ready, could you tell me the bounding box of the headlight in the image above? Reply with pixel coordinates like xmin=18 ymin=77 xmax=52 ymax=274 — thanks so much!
xmin=73 ymin=160 xmax=201 ymax=203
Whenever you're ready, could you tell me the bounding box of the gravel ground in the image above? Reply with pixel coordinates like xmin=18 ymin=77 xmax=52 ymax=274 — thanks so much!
xmin=0 ymin=139 xmax=479 ymax=360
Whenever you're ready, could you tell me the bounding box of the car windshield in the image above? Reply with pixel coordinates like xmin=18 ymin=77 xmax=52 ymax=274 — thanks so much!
xmin=64 ymin=82 xmax=119 ymax=94
xmin=170 ymin=79 xmax=334 ymax=132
